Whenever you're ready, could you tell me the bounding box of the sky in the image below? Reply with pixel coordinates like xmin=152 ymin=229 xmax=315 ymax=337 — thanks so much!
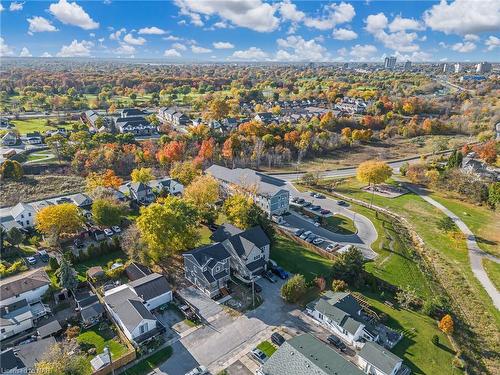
xmin=0 ymin=0 xmax=499 ymax=62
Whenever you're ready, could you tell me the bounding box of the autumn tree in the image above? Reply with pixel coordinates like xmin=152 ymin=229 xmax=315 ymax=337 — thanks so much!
xmin=406 ymin=164 xmax=429 ymax=184
xmin=205 ymin=97 xmax=230 ymax=121
xmin=131 ymin=167 xmax=154 ymax=183
xmin=156 ymin=140 xmax=184 ymax=165
xmin=121 ymin=224 xmax=149 ymax=264
xmin=197 ymin=137 xmax=215 ymax=162
xmin=170 ymin=160 xmax=202 ymax=186
xmin=473 ymin=140 xmax=497 ymax=164
xmin=331 ymin=247 xmax=364 ymax=285
xmin=0 ymin=160 xmax=23 ymax=180
xmin=438 ymin=314 xmax=454 ymax=334
xmin=92 ymin=198 xmax=124 ymax=227
xmin=36 ymin=203 xmax=84 ymax=245
xmin=86 ymin=169 xmax=123 ymax=191
xmin=136 ymin=196 xmax=200 ymax=262
xmin=222 ymin=194 xmax=253 ymax=229
xmin=280 ymin=274 xmax=307 ymax=303
xmin=356 ymin=160 xmax=392 ymax=186
xmin=183 ymin=175 xmax=219 ymax=223
xmin=35 ymin=343 xmax=88 ymax=375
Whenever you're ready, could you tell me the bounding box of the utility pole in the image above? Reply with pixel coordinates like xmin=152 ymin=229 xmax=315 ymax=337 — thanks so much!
xmin=104 ymin=346 xmax=114 ymax=375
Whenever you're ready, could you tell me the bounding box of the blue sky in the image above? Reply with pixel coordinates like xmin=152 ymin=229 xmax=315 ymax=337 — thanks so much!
xmin=1 ymin=0 xmax=499 ymax=62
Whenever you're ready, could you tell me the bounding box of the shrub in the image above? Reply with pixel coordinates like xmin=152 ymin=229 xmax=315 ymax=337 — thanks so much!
xmin=65 ymin=325 xmax=81 ymax=339
xmin=431 ymin=335 xmax=439 ymax=346
xmin=452 ymin=356 xmax=465 ymax=370
xmin=280 ymin=274 xmax=307 ymax=303
xmin=49 ymin=256 xmax=59 ymax=271
xmin=0 ymin=260 xmax=28 ymax=278
xmin=331 ymin=279 xmax=348 ymax=292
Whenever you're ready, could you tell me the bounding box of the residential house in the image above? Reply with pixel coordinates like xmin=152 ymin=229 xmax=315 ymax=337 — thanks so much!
xmin=258 ymin=333 xmax=366 ymax=375
xmin=0 ymin=300 xmax=34 ymax=342
xmin=306 ymin=291 xmax=378 ymax=347
xmin=23 ymin=132 xmax=43 ymax=145
xmin=114 ymin=116 xmax=155 ymax=135
xmin=125 ymin=262 xmax=152 ymax=281
xmin=183 ymin=242 xmax=232 ymax=298
xmin=206 ymin=165 xmax=289 ymax=216
xmin=0 ymin=337 xmax=56 ymax=373
xmin=1 ymin=132 xmax=18 ymax=146
xmin=71 ymin=193 xmax=93 ymax=209
xmin=254 ymin=112 xmax=274 ymax=124
xmin=103 ymin=273 xmax=171 ymax=345
xmin=357 ymin=341 xmax=407 ymax=375
xmin=120 ymin=182 xmax=155 ymax=205
xmin=82 ymin=110 xmax=100 ymax=129
xmin=149 ymin=177 xmax=184 ymax=196
xmin=75 ymin=289 xmax=105 ymax=328
xmin=461 ymin=152 xmax=499 ymax=181
xmin=0 ymin=269 xmax=51 ymax=307
xmin=158 ymin=107 xmax=190 ymax=126
xmin=121 ymin=108 xmax=147 ymax=117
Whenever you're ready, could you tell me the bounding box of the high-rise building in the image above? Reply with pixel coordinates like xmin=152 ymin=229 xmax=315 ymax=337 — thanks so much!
xmin=454 ymin=63 xmax=461 ymax=73
xmin=384 ymin=56 xmax=397 ymax=69
xmin=476 ymin=62 xmax=492 ymax=73
xmin=343 ymin=62 xmax=349 ymax=69
xmin=404 ymin=60 xmax=412 ymax=70
xmin=442 ymin=63 xmax=450 ymax=73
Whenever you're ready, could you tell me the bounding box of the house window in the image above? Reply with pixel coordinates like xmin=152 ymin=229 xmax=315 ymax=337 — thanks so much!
xmin=318 ymin=313 xmax=324 ymax=320
xmin=139 ymin=323 xmax=148 ymax=334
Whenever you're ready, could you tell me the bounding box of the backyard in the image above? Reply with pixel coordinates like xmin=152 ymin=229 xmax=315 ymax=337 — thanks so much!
xmin=77 ymin=324 xmax=129 ymax=360
xmin=257 ymin=340 xmax=277 ymax=358
xmin=123 ymin=346 xmax=173 ymax=375
xmin=73 ymin=250 xmax=126 ymax=282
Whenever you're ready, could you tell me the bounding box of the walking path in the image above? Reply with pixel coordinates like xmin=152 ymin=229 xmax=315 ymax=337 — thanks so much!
xmin=404 ymin=183 xmax=500 ymax=310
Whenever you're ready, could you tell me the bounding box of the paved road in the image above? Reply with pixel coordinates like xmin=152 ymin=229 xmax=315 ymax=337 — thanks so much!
xmin=404 ymin=183 xmax=500 ymax=310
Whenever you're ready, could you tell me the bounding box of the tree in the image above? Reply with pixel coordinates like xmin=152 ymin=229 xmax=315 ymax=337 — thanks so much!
xmin=399 ymin=161 xmax=409 ymax=176
xmin=301 ymin=172 xmax=319 ymax=186
xmin=331 ymin=247 xmax=364 ymax=284
xmin=184 ymin=175 xmax=219 ymax=223
xmin=395 ymin=286 xmax=419 ymax=309
xmin=131 ymin=167 xmax=154 ymax=183
xmin=49 ymin=256 xmax=59 ymax=271
xmin=121 ymin=224 xmax=149 ymax=264
xmin=156 ymin=140 xmax=184 ymax=165
xmin=92 ymin=198 xmax=124 ymax=227
xmin=170 ymin=160 xmax=202 ymax=186
xmin=432 ymin=335 xmax=439 ymax=346
xmin=406 ymin=164 xmax=429 ymax=184
xmin=197 ymin=138 xmax=215 ymax=162
xmin=6 ymin=227 xmax=23 ymax=250
xmin=35 ymin=343 xmax=88 ymax=375
xmin=205 ymin=97 xmax=230 ymax=120
xmin=473 ymin=140 xmax=497 ymax=164
xmin=136 ymin=196 xmax=200 ymax=262
xmin=280 ymin=274 xmax=307 ymax=303
xmin=356 ymin=160 xmax=392 ymax=186
xmin=0 ymin=160 xmax=23 ymax=180
xmin=222 ymin=194 xmax=253 ymax=229
xmin=86 ymin=169 xmax=123 ymax=191
xmin=446 ymin=150 xmax=463 ymax=169
xmin=438 ymin=314 xmax=454 ymax=334
xmin=331 ymin=279 xmax=348 ymax=292
xmin=58 ymin=256 xmax=78 ymax=292
xmin=488 ymin=182 xmax=500 ymax=208
xmin=36 ymin=203 xmax=84 ymax=245
xmin=437 ymin=216 xmax=457 ymax=232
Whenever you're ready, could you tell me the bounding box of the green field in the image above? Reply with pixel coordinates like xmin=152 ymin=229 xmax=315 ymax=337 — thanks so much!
xmin=77 ymin=326 xmax=129 ymax=359
xmin=10 ymin=118 xmax=75 ymax=135
xmin=73 ymin=250 xmax=126 ymax=281
xmin=323 ymin=214 xmax=356 ymax=235
xmin=123 ymin=347 xmax=173 ymax=375
xmin=257 ymin=340 xmax=277 ymax=358
xmin=483 ymin=259 xmax=500 ymax=291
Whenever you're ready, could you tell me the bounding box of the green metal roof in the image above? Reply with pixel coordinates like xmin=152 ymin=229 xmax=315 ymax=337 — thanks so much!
xmin=358 ymin=341 xmax=402 ymax=375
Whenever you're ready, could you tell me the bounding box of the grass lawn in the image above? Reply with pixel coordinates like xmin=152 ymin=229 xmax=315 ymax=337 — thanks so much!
xmin=257 ymin=340 xmax=277 ymax=357
xmin=10 ymin=118 xmax=74 ymax=135
xmin=77 ymin=326 xmax=129 ymax=360
xmin=271 ymin=235 xmax=333 ymax=282
xmin=323 ymin=214 xmax=356 ymax=235
xmin=123 ymin=346 xmax=173 ymax=375
xmin=197 ymin=225 xmax=213 ymax=246
xmin=483 ymin=259 xmax=500 ymax=291
xmin=73 ymin=250 xmax=126 ymax=281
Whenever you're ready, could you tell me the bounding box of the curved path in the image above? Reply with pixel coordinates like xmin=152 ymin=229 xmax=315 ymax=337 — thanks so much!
xmin=404 ymin=183 xmax=500 ymax=310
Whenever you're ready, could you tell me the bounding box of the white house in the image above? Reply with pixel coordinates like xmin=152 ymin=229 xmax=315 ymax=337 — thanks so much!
xmin=0 ymin=300 xmax=34 ymax=342
xmin=0 ymin=269 xmax=51 ymax=307
xmin=357 ymin=341 xmax=405 ymax=375
xmin=306 ymin=291 xmax=378 ymax=347
xmin=103 ymin=273 xmax=171 ymax=345
xmin=9 ymin=203 xmax=36 ymax=229
xmin=148 ymin=177 xmax=184 ymax=196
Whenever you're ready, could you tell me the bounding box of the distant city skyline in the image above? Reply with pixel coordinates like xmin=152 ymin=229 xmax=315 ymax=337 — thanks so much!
xmin=1 ymin=0 xmax=499 ymax=62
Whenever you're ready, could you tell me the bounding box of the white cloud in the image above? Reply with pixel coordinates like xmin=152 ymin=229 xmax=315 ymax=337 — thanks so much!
xmin=115 ymin=43 xmax=136 ymax=55
xmin=337 ymin=47 xmax=348 ymax=57
xmin=163 ymin=35 xmax=181 ymax=41
xmin=394 ymin=50 xmax=432 ymax=62
xmin=164 ymin=49 xmax=182 ymax=57
xmin=191 ymin=45 xmax=212 ymax=53
xmin=172 ymin=42 xmax=187 ymax=51
xmin=138 ymin=26 xmax=166 ymax=35
xmin=451 ymin=41 xmax=476 ymax=52
xmin=9 ymin=2 xmax=24 ymax=11
xmin=365 ymin=12 xmax=388 ymax=34
xmin=174 ymin=0 xmax=280 ymax=32
xmin=464 ymin=34 xmax=479 ymax=42
xmin=49 ymin=0 xmax=99 ymax=30
xmin=213 ymin=21 xmax=228 ymax=28
xmin=349 ymin=44 xmax=378 ymax=59
xmin=0 ymin=38 xmax=14 ymax=56
xmin=388 ymin=15 xmax=423 ymax=32
xmin=213 ymin=41 xmax=234 ymax=49
xmin=332 ymin=28 xmax=358 ymax=40
xmin=57 ymin=39 xmax=93 ymax=57
xmin=123 ymin=33 xmax=146 ymax=46
xmin=485 ymin=35 xmax=500 ymax=50
xmin=0 ymin=3 xmax=4 ymax=12
xmin=41 ymin=52 xmax=52 ymax=57
xmin=279 ymin=0 xmax=305 ymax=22
xmin=304 ymin=2 xmax=355 ymax=30
xmin=276 ymin=35 xmax=328 ymax=61
xmin=109 ymin=28 xmax=126 ymax=40
xmin=27 ymin=16 xmax=58 ymax=33
xmin=365 ymin=12 xmax=421 ymax=53
xmin=423 ymin=0 xmax=500 ymax=35
xmin=231 ymin=46 xmax=268 ymax=60
xmin=19 ymin=47 xmax=32 ymax=57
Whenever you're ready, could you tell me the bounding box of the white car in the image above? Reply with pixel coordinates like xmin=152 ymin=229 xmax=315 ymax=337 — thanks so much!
xmin=326 ymin=243 xmax=340 ymax=252
xmin=112 ymin=226 xmax=121 ymax=234
xmin=26 ymin=256 xmax=37 ymax=265
xmin=314 ymin=221 xmax=321 ymax=227
xmin=185 ymin=366 xmax=208 ymax=375
xmin=313 ymin=238 xmax=324 ymax=245
xmin=104 ymin=228 xmax=114 ymax=236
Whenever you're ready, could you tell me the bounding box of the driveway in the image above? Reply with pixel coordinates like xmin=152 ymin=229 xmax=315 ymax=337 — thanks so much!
xmin=176 ymin=286 xmax=223 ymax=321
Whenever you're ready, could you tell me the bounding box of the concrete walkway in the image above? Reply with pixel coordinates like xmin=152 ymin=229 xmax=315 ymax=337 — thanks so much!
xmin=404 ymin=183 xmax=500 ymax=310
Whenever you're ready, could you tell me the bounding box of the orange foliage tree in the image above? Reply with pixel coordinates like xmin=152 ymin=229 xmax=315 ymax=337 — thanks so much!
xmin=438 ymin=314 xmax=454 ymax=334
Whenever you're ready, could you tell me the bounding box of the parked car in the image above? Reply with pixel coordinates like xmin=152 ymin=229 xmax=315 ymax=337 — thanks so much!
xmin=26 ymin=256 xmax=36 ymax=265
xmin=179 ymin=304 xmax=196 ymax=320
xmin=112 ymin=226 xmax=121 ymax=233
xmin=251 ymin=348 xmax=267 ymax=363
xmin=316 ymin=193 xmax=325 ymax=199
xmin=310 ymin=205 xmax=321 ymax=211
xmin=272 ymin=215 xmax=285 ymax=224
xmin=296 ymin=198 xmax=305 ymax=204
xmin=320 ymin=209 xmax=331 ymax=215
xmin=314 ymin=221 xmax=321 ymax=227
xmin=313 ymin=237 xmax=324 ymax=245
xmin=291 ymin=197 xmax=299 ymax=203
xmin=327 ymin=335 xmax=347 ymax=351
xmin=302 ymin=201 xmax=312 ymax=207
xmin=74 ymin=239 xmax=84 ymax=248
xmin=300 ymin=230 xmax=312 ymax=239
xmin=104 ymin=228 xmax=114 ymax=236
xmin=253 ymin=282 xmax=263 ymax=293
xmin=294 ymin=228 xmax=304 ymax=236
xmin=326 ymin=243 xmax=340 ymax=252
xmin=310 ymin=191 xmax=317 ymax=197
xmin=271 ymin=332 xmax=285 ymax=346
xmin=263 ymin=270 xmax=278 ymax=283
xmin=38 ymin=250 xmax=49 ymax=262
xmin=306 ymin=234 xmax=316 ymax=243
xmin=271 ymin=266 xmax=289 ymax=280
xmin=337 ymin=200 xmax=348 ymax=206
xmin=185 ymin=366 xmax=208 ymax=375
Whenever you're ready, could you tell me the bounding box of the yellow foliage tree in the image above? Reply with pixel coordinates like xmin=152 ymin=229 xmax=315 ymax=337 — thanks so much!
xmin=131 ymin=167 xmax=154 ymax=183
xmin=438 ymin=314 xmax=454 ymax=334
xmin=183 ymin=175 xmax=219 ymax=223
xmin=36 ymin=203 xmax=84 ymax=244
xmin=356 ymin=160 xmax=392 ymax=186
xmin=86 ymin=169 xmax=123 ymax=191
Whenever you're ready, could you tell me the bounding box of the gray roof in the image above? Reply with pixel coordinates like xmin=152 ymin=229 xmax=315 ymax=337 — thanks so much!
xmin=129 ymin=273 xmax=171 ymax=301
xmin=184 ymin=242 xmax=231 ymax=267
xmin=37 ymin=319 xmax=62 ymax=338
xmin=0 ymin=269 xmax=50 ymax=300
xmin=0 ymin=349 xmax=25 ymax=372
xmin=105 ymin=287 xmax=156 ymax=332
xmin=72 ymin=193 xmax=92 ymax=207
xmin=125 ymin=262 xmax=152 ymax=281
xmin=210 ymin=223 xmax=242 ymax=242
xmin=81 ymin=302 xmax=105 ymax=322
xmin=206 ymin=165 xmax=289 ymax=198
xmin=262 ymin=333 xmax=365 ymax=375
xmin=358 ymin=341 xmax=402 ymax=375
xmin=14 ymin=337 xmax=56 ymax=369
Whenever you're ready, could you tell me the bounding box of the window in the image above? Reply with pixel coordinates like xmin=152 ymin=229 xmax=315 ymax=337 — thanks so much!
xmin=318 ymin=313 xmax=324 ymax=320
xmin=139 ymin=323 xmax=147 ymax=334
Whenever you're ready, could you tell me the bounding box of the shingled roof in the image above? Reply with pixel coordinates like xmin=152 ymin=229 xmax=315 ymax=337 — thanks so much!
xmin=0 ymin=269 xmax=50 ymax=300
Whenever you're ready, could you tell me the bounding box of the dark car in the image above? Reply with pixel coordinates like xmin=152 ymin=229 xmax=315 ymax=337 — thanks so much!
xmin=316 ymin=194 xmax=325 ymax=199
xmin=263 ymin=270 xmax=278 ymax=283
xmin=252 ymin=282 xmax=263 ymax=293
xmin=310 ymin=205 xmax=321 ymax=211
xmin=271 ymin=266 xmax=289 ymax=280
xmin=302 ymin=201 xmax=312 ymax=207
xmin=271 ymin=332 xmax=285 ymax=346
xmin=337 ymin=200 xmax=348 ymax=206
xmin=73 ymin=239 xmax=84 ymax=248
xmin=294 ymin=228 xmax=304 ymax=236
xmin=291 ymin=197 xmax=299 ymax=203
xmin=327 ymin=335 xmax=347 ymax=351
xmin=296 ymin=198 xmax=305 ymax=204
xmin=320 ymin=209 xmax=331 ymax=215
